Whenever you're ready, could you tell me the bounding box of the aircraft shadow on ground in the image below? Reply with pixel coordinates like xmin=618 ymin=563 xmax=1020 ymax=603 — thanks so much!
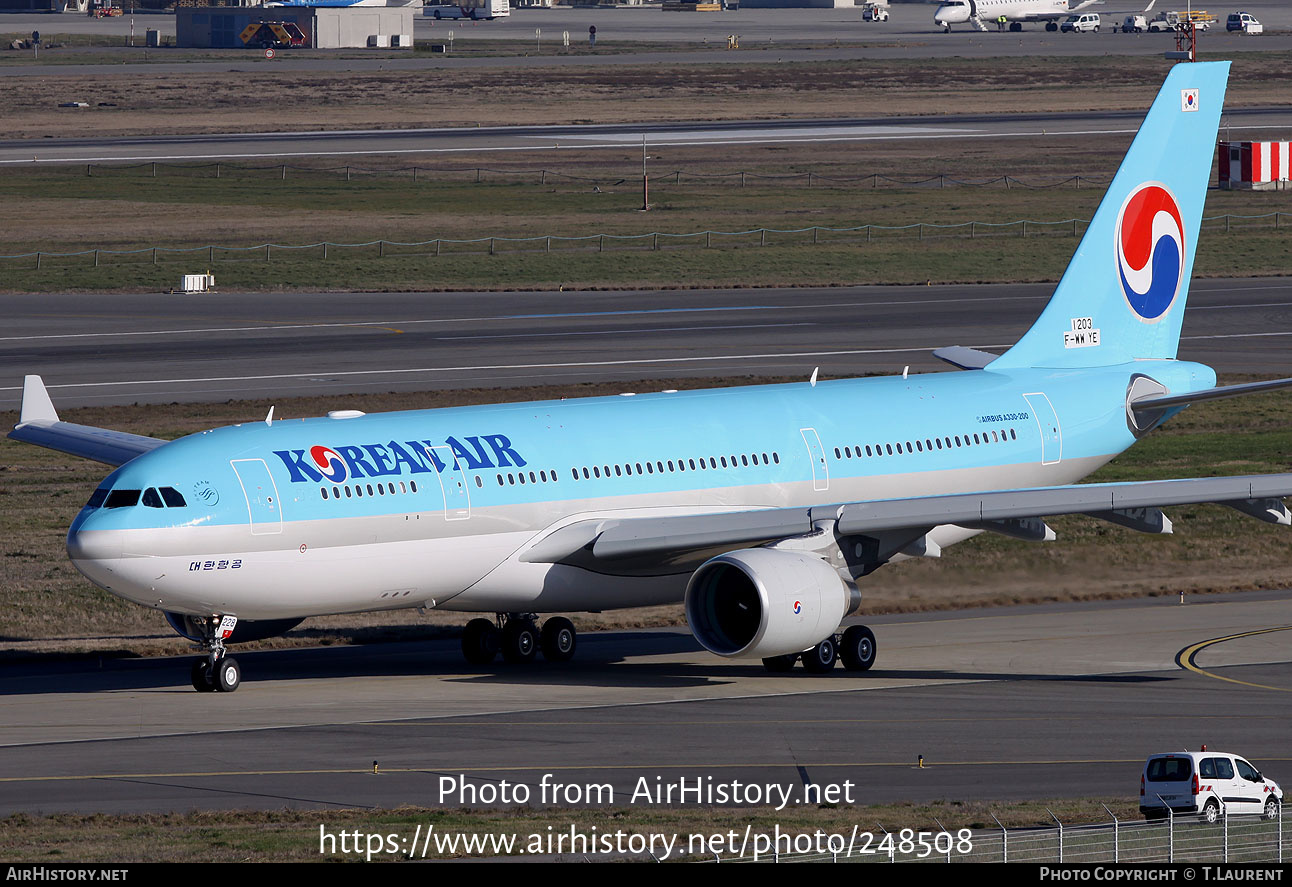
xmin=0 ymin=631 xmax=1177 ymax=696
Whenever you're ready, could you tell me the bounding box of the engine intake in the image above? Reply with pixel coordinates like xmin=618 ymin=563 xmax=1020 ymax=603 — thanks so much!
xmin=685 ymin=548 xmax=858 ymax=659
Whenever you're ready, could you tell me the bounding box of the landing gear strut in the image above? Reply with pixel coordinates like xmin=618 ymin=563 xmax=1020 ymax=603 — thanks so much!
xmin=461 ymin=614 xmax=579 ymax=666
xmin=189 ymin=614 xmax=241 ymax=692
xmin=761 ymin=624 xmax=878 ymax=674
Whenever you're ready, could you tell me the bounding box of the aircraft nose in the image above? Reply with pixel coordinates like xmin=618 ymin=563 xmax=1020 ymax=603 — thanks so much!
xmin=66 ymin=514 xmax=123 ymax=563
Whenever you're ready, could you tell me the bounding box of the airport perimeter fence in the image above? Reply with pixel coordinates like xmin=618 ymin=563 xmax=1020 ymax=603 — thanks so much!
xmin=723 ymin=809 xmax=1286 ymax=864
xmin=2 ymin=212 xmax=1286 ymax=271
xmin=75 ymin=160 xmax=1113 ymax=191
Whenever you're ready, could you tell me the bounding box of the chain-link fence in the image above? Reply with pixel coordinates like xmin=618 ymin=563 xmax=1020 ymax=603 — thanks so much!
xmin=723 ymin=808 xmax=1285 ymax=863
xmin=76 ymin=161 xmax=1113 ymax=191
xmin=2 ymin=213 xmax=1286 ymax=271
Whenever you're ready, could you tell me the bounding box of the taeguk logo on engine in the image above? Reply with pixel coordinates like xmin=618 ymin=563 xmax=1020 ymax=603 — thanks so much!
xmin=1115 ymin=182 xmax=1185 ymax=323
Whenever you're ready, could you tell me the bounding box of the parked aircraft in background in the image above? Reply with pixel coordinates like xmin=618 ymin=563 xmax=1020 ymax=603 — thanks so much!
xmin=934 ymin=0 xmax=1155 ymax=31
xmin=13 ymin=61 xmax=1292 ymax=694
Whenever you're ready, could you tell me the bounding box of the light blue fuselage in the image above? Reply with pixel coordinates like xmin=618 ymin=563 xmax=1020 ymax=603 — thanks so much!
xmin=67 ymin=358 xmax=1213 ymax=621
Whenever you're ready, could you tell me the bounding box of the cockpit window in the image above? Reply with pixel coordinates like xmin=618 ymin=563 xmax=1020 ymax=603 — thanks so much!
xmin=160 ymin=487 xmax=187 ymax=508
xmin=104 ymin=489 xmax=141 ymax=509
xmin=142 ymin=488 xmax=164 ymax=508
xmin=86 ymin=487 xmax=110 ymax=509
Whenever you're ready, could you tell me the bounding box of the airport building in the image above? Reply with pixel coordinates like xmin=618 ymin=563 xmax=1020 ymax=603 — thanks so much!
xmin=739 ymin=0 xmax=859 ymax=6
xmin=176 ymin=5 xmax=414 ymax=49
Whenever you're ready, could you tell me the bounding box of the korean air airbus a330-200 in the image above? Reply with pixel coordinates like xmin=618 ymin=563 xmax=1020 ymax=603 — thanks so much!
xmin=12 ymin=61 xmax=1292 ymax=693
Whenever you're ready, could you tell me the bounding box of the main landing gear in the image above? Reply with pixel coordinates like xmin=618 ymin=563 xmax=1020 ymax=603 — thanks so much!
xmin=762 ymin=625 xmax=877 ymax=674
xmin=462 ymin=613 xmax=577 ymax=666
xmin=189 ymin=614 xmax=241 ymax=692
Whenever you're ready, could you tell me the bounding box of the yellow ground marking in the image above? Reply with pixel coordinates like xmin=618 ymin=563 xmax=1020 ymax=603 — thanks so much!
xmin=1175 ymin=626 xmax=1292 ymax=692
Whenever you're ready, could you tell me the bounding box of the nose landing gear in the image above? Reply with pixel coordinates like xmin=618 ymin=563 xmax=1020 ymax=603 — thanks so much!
xmin=189 ymin=614 xmax=241 ymax=692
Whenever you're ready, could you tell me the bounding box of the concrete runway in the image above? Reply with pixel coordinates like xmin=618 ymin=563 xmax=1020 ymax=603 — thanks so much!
xmin=3 ymin=278 xmax=1292 ymax=410
xmin=2 ymin=592 xmax=1290 ymax=814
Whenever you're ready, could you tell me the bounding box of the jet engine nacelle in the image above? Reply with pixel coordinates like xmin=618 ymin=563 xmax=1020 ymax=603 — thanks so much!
xmin=684 ymin=548 xmax=857 ymax=659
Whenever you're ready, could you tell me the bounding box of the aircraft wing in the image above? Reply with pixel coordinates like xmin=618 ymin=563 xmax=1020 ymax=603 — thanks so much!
xmin=7 ymin=375 xmax=166 ymax=467
xmin=522 ymin=473 xmax=1292 ymax=566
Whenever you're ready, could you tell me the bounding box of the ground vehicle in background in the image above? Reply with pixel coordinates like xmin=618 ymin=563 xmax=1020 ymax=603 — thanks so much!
xmin=1060 ymin=12 xmax=1099 ymax=31
xmin=1141 ymin=751 xmax=1283 ymax=822
xmin=861 ymin=2 xmax=888 ymax=22
xmin=423 ymin=0 xmax=509 ymax=19
xmin=1227 ymin=12 xmax=1262 ymax=33
xmin=239 ymin=21 xmax=308 ymax=48
xmin=1122 ymin=14 xmax=1147 ymax=31
xmin=1149 ymin=9 xmax=1215 ymax=30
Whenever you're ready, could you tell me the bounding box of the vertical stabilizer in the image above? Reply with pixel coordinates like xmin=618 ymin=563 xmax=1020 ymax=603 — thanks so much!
xmin=992 ymin=62 xmax=1230 ymax=369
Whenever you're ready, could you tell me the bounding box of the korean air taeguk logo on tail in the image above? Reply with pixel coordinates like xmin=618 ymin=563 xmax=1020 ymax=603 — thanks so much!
xmin=1115 ymin=182 xmax=1185 ymax=323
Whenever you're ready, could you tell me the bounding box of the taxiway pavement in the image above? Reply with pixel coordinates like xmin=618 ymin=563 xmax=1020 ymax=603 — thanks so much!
xmin=3 ymin=278 xmax=1292 ymax=410
xmin=1 ymin=593 xmax=1290 ymax=813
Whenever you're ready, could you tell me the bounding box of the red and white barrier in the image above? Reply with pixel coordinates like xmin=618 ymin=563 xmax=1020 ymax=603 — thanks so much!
xmin=1219 ymin=141 xmax=1290 ymax=190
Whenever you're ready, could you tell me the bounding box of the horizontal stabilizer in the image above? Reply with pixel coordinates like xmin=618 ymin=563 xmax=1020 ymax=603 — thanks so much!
xmin=1132 ymin=376 xmax=1292 ymax=414
xmin=932 ymin=346 xmax=998 ymax=371
xmin=9 ymin=375 xmax=166 ymax=467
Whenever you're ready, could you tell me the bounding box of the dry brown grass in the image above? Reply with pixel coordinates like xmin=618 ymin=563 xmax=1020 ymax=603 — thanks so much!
xmin=4 ymin=53 xmax=1291 ymax=139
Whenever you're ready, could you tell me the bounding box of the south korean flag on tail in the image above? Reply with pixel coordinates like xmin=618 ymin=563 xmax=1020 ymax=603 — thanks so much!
xmin=1181 ymin=88 xmax=1200 ymax=112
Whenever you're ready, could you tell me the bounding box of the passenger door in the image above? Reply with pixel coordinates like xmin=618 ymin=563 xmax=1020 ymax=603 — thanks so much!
xmin=425 ymin=445 xmax=471 ymax=521
xmin=1023 ymin=393 xmax=1062 ymax=465
xmin=230 ymin=459 xmax=283 ymax=535
xmin=800 ymin=428 xmax=829 ymax=492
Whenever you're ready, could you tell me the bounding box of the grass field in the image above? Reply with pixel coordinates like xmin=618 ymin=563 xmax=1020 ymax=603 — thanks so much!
xmin=0 ymin=52 xmax=1287 ymax=293
xmin=3 ymin=51 xmax=1290 ymax=138
xmin=0 ymin=137 xmax=1288 ymax=293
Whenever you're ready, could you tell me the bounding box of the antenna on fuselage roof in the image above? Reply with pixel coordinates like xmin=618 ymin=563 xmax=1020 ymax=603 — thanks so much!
xmin=265 ymin=406 xmax=275 ymax=427
xmin=809 ymin=367 xmax=819 ymax=388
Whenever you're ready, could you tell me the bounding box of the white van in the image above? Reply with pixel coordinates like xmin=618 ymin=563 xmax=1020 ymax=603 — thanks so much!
xmin=1141 ymin=751 xmax=1282 ymax=822
xmin=1227 ymin=13 xmax=1263 ymax=34
xmin=1060 ymin=13 xmax=1100 ymax=33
